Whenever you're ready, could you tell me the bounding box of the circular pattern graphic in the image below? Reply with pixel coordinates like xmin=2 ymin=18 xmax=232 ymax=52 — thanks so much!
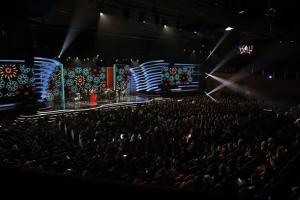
xmin=20 ymin=65 xmax=31 ymax=74
xmin=75 ymin=67 xmax=82 ymax=75
xmin=177 ymin=68 xmax=183 ymax=74
xmin=169 ymin=76 xmax=174 ymax=83
xmin=0 ymin=65 xmax=18 ymax=80
xmin=68 ymin=71 xmax=76 ymax=78
xmin=74 ymin=75 xmax=85 ymax=86
xmin=17 ymin=74 xmax=29 ymax=85
xmin=6 ymin=81 xmax=18 ymax=91
xmin=53 ymin=89 xmax=60 ymax=96
xmin=82 ymin=68 xmax=89 ymax=76
xmin=86 ymin=75 xmax=93 ymax=83
xmin=117 ymin=75 xmax=122 ymax=82
xmin=0 ymin=78 xmax=5 ymax=89
xmin=175 ymin=74 xmax=180 ymax=80
xmin=100 ymin=73 xmax=106 ymax=80
xmin=93 ymin=77 xmax=101 ymax=84
xmin=47 ymin=93 xmax=54 ymax=101
xmin=30 ymin=78 xmax=34 ymax=84
xmin=85 ymin=83 xmax=91 ymax=90
xmin=71 ymin=85 xmax=78 ymax=93
xmin=169 ymin=67 xmax=177 ymax=75
xmin=66 ymin=79 xmax=74 ymax=87
xmin=5 ymin=92 xmax=15 ymax=97
xmin=164 ymin=72 xmax=170 ymax=78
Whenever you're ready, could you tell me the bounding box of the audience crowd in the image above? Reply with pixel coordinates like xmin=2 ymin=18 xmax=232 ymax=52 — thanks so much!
xmin=0 ymin=95 xmax=299 ymax=197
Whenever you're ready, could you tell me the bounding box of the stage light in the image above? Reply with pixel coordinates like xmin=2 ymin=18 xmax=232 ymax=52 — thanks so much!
xmin=143 ymin=20 xmax=146 ymax=24
xmin=97 ymin=2 xmax=104 ymax=16
xmin=162 ymin=18 xmax=168 ymax=28
xmin=225 ymin=27 xmax=234 ymax=31
xmin=194 ymin=31 xmax=198 ymax=34
xmin=205 ymin=91 xmax=218 ymax=102
xmin=207 ymin=50 xmax=235 ymax=75
xmin=238 ymin=10 xmax=246 ymax=14
xmin=206 ymin=31 xmax=231 ymax=60
xmin=268 ymin=75 xmax=273 ymax=79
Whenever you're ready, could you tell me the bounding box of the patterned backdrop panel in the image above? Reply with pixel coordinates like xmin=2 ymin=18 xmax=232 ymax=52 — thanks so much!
xmin=46 ymin=66 xmax=107 ymax=102
xmin=0 ymin=64 xmax=35 ymax=98
xmin=115 ymin=64 xmax=130 ymax=91
xmin=161 ymin=66 xmax=193 ymax=88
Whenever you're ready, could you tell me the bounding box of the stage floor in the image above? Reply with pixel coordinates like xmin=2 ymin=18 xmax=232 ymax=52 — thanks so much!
xmin=45 ymin=95 xmax=152 ymax=111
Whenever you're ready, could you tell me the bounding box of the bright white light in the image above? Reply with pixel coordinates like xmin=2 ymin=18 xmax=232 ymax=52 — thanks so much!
xmin=225 ymin=27 xmax=234 ymax=31
xmin=164 ymin=25 xmax=167 ymax=28
xmin=194 ymin=31 xmax=198 ymax=34
xmin=143 ymin=20 xmax=146 ymax=24
xmin=100 ymin=12 xmax=104 ymax=16
xmin=205 ymin=91 xmax=218 ymax=102
xmin=206 ymin=31 xmax=231 ymax=60
xmin=268 ymin=75 xmax=273 ymax=79
xmin=238 ymin=10 xmax=246 ymax=14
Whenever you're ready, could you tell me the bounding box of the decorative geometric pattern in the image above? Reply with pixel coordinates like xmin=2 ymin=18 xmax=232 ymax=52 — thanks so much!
xmin=47 ymin=66 xmax=107 ymax=101
xmin=116 ymin=64 xmax=130 ymax=91
xmin=6 ymin=81 xmax=18 ymax=92
xmin=0 ymin=78 xmax=5 ymax=89
xmin=74 ymin=75 xmax=85 ymax=86
xmin=17 ymin=74 xmax=29 ymax=85
xmin=0 ymin=65 xmax=18 ymax=80
xmin=0 ymin=64 xmax=34 ymax=98
xmin=162 ymin=66 xmax=193 ymax=87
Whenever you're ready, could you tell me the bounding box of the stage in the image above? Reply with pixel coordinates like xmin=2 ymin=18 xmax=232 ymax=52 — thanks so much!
xmin=44 ymin=95 xmax=153 ymax=111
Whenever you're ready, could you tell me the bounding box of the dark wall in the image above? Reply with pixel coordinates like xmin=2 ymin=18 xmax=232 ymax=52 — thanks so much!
xmin=207 ymin=73 xmax=300 ymax=102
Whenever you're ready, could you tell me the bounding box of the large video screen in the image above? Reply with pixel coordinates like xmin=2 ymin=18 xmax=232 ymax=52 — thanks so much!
xmin=0 ymin=64 xmax=35 ymax=98
xmin=161 ymin=65 xmax=198 ymax=89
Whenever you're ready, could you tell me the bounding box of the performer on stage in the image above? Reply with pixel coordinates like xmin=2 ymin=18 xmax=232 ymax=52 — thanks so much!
xmin=89 ymin=88 xmax=97 ymax=105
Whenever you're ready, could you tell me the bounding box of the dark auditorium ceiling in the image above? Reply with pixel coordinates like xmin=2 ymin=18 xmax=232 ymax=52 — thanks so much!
xmin=1 ymin=0 xmax=300 ymax=61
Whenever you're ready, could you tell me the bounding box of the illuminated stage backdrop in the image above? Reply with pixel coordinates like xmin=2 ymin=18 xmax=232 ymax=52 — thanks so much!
xmin=131 ymin=60 xmax=200 ymax=92
xmin=0 ymin=58 xmax=62 ymax=102
xmin=113 ymin=64 xmax=130 ymax=93
xmin=47 ymin=66 xmax=107 ymax=101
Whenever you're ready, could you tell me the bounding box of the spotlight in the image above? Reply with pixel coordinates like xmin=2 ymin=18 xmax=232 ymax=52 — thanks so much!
xmin=162 ymin=18 xmax=168 ymax=27
xmin=143 ymin=20 xmax=146 ymax=24
xmin=97 ymin=2 xmax=104 ymax=16
xmin=194 ymin=31 xmax=198 ymax=34
xmin=225 ymin=27 xmax=234 ymax=31
xmin=268 ymin=75 xmax=273 ymax=79
xmin=205 ymin=92 xmax=218 ymax=102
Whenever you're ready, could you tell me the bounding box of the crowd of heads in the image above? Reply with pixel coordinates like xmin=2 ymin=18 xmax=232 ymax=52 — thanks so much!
xmin=0 ymin=95 xmax=299 ymax=197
